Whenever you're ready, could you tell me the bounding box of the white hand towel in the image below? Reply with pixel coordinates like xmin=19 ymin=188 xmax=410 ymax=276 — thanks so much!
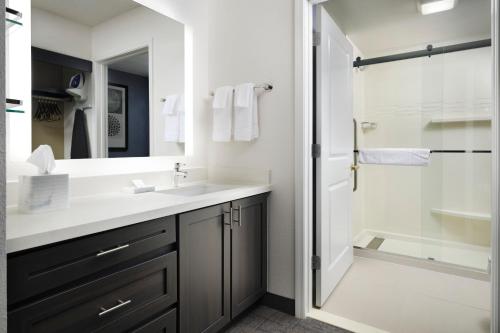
xmin=212 ymin=86 xmax=233 ymax=142
xmin=162 ymin=95 xmax=179 ymax=115
xmin=235 ymin=83 xmax=253 ymax=107
xmin=163 ymin=94 xmax=184 ymax=142
xmin=164 ymin=113 xmax=180 ymax=142
xmin=234 ymin=83 xmax=259 ymax=141
xmin=358 ymin=148 xmax=431 ymax=166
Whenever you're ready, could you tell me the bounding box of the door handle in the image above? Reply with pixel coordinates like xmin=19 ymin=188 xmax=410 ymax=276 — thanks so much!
xmin=98 ymin=299 xmax=131 ymax=317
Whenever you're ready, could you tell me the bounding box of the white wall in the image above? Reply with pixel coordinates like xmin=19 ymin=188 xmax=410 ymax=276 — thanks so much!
xmin=31 ymin=7 xmax=92 ymax=60
xmin=207 ymin=0 xmax=295 ymax=299
xmin=358 ymin=47 xmax=492 ymax=246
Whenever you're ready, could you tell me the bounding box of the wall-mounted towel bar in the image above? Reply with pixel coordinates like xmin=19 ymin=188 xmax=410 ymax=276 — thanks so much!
xmin=353 ymin=150 xmax=492 ymax=154
xmin=159 ymin=84 xmax=273 ymax=102
xmin=209 ymin=83 xmax=273 ymax=96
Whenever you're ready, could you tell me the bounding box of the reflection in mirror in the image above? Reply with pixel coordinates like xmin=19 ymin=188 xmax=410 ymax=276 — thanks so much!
xmin=107 ymin=50 xmax=149 ymax=157
xmin=30 ymin=0 xmax=186 ymax=159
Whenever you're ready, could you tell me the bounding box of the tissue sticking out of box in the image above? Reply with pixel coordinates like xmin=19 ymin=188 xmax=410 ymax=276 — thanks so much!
xmin=27 ymin=145 xmax=56 ymax=174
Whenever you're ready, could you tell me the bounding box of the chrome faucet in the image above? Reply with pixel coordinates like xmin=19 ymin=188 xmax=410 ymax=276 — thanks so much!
xmin=173 ymin=162 xmax=188 ymax=187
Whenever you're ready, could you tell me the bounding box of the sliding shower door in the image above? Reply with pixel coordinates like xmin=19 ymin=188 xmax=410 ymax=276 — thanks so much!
xmin=353 ymin=43 xmax=492 ymax=272
xmin=419 ymin=47 xmax=492 ymax=271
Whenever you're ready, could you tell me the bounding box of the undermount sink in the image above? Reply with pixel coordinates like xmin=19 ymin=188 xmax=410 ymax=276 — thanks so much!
xmin=158 ymin=184 xmax=237 ymax=197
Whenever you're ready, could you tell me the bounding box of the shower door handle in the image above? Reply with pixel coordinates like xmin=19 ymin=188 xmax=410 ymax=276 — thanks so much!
xmin=352 ymin=118 xmax=358 ymax=192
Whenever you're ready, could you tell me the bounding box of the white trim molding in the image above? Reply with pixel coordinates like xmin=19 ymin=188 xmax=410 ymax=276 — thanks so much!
xmin=491 ymin=0 xmax=499 ymax=332
xmin=294 ymin=0 xmax=314 ymax=319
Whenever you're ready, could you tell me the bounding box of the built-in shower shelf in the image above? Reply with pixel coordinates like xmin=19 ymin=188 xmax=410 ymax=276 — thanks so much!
xmin=430 ymin=114 xmax=491 ymax=124
xmin=431 ymin=208 xmax=491 ymax=221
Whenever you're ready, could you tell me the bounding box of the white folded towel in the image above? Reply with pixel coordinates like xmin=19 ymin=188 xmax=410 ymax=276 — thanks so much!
xmin=358 ymin=148 xmax=431 ymax=166
xmin=163 ymin=94 xmax=185 ymax=143
xmin=234 ymin=83 xmax=259 ymax=141
xmin=212 ymin=86 xmax=234 ymax=142
xmin=162 ymin=95 xmax=179 ymax=115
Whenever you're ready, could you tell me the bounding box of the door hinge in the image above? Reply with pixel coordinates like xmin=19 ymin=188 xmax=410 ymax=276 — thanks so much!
xmin=313 ymin=31 xmax=321 ymax=47
xmin=312 ymin=144 xmax=321 ymax=158
xmin=312 ymin=255 xmax=321 ymax=270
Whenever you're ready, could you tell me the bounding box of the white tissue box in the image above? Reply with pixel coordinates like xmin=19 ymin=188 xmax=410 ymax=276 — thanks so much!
xmin=18 ymin=174 xmax=69 ymax=214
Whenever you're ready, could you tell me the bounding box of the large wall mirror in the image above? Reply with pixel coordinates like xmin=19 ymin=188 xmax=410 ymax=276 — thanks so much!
xmin=28 ymin=0 xmax=186 ymax=159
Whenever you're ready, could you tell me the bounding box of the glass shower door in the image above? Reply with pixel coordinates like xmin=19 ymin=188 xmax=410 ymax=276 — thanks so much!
xmin=420 ymin=46 xmax=492 ymax=271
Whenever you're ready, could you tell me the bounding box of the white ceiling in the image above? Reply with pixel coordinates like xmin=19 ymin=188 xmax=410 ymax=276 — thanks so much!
xmin=32 ymin=0 xmax=140 ymax=27
xmin=323 ymin=0 xmax=491 ymax=57
xmin=108 ymin=52 xmax=149 ymax=77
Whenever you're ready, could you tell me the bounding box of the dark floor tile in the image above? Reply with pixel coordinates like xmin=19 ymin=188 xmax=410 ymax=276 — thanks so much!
xmin=224 ymin=306 xmax=351 ymax=333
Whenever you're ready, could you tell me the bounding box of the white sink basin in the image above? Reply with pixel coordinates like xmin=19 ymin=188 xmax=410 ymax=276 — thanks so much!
xmin=158 ymin=184 xmax=237 ymax=197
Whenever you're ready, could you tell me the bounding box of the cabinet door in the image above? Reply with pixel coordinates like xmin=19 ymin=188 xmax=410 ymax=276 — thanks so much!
xmin=179 ymin=203 xmax=231 ymax=333
xmin=230 ymin=194 xmax=268 ymax=318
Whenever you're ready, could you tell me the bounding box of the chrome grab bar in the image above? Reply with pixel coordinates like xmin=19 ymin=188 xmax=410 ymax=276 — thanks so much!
xmin=96 ymin=244 xmax=130 ymax=257
xmin=98 ymin=299 xmax=131 ymax=317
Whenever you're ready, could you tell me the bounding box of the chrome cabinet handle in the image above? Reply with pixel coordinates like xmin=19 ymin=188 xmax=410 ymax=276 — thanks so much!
xmin=233 ymin=205 xmax=243 ymax=227
xmin=238 ymin=205 xmax=242 ymax=227
xmin=223 ymin=207 xmax=234 ymax=228
xmin=98 ymin=299 xmax=131 ymax=317
xmin=96 ymin=244 xmax=130 ymax=257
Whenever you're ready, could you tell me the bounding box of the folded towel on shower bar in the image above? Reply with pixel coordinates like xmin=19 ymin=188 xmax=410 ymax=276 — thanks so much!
xmin=212 ymin=86 xmax=233 ymax=142
xmin=358 ymin=148 xmax=431 ymax=166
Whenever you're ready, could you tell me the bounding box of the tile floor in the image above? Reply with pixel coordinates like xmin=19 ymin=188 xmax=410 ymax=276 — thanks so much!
xmin=320 ymin=256 xmax=491 ymax=333
xmin=225 ymin=306 xmax=351 ymax=333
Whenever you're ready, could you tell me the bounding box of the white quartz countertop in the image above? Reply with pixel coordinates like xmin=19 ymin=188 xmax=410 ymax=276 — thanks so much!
xmin=7 ymin=183 xmax=271 ymax=253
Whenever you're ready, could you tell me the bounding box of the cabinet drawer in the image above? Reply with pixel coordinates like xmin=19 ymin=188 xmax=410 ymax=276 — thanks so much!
xmin=95 ymin=302 xmax=176 ymax=333
xmin=8 ymin=216 xmax=175 ymax=305
xmin=8 ymin=251 xmax=177 ymax=333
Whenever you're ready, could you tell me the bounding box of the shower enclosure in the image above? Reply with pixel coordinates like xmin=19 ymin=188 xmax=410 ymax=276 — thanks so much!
xmin=353 ymin=40 xmax=492 ymax=272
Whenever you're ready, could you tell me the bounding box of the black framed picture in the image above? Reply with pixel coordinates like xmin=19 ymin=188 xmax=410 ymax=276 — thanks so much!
xmin=108 ymin=83 xmax=128 ymax=150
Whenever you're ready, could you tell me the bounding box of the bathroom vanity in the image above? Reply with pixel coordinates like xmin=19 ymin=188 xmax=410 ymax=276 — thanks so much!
xmin=6 ymin=186 xmax=270 ymax=333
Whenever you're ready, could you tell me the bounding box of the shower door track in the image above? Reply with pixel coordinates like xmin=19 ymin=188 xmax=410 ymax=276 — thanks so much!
xmin=353 ymin=149 xmax=492 ymax=154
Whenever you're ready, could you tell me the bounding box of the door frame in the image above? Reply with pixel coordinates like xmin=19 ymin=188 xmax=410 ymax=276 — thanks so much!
xmin=293 ymin=1 xmax=500 ymax=331
xmin=93 ymin=42 xmax=153 ymax=158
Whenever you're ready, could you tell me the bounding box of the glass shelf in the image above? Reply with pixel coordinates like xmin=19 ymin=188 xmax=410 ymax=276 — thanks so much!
xmin=6 ymin=98 xmax=23 ymax=113
xmin=6 ymin=108 xmax=24 ymax=113
xmin=6 ymin=7 xmax=22 ymax=30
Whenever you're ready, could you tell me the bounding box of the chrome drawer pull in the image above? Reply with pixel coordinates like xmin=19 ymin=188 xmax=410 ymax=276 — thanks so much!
xmin=96 ymin=244 xmax=130 ymax=257
xmin=98 ymin=299 xmax=132 ymax=317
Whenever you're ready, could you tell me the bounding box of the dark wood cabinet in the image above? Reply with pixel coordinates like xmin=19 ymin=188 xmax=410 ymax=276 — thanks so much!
xmin=178 ymin=193 xmax=269 ymax=332
xmin=8 ymin=193 xmax=269 ymax=333
xmin=8 ymin=217 xmax=178 ymax=333
xmin=8 ymin=216 xmax=176 ymax=306
xmin=179 ymin=203 xmax=232 ymax=333
xmin=230 ymin=194 xmax=268 ymax=318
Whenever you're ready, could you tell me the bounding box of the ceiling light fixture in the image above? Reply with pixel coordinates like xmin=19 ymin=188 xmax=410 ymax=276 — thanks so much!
xmin=418 ymin=0 xmax=457 ymax=15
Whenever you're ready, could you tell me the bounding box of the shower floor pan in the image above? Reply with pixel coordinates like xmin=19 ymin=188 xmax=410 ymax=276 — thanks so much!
xmin=354 ymin=230 xmax=490 ymax=271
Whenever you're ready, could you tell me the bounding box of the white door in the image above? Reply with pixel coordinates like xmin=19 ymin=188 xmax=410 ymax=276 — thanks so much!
xmin=315 ymin=5 xmax=354 ymax=307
